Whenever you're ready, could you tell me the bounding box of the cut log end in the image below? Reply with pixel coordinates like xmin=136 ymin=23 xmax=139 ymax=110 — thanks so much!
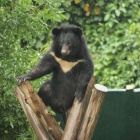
xmin=126 ymin=84 xmax=135 ymax=90
xmin=94 ymin=84 xmax=108 ymax=92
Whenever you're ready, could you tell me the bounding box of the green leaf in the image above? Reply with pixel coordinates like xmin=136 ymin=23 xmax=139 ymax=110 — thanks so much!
xmin=120 ymin=7 xmax=126 ymax=13
xmin=115 ymin=9 xmax=121 ymax=17
xmin=104 ymin=13 xmax=111 ymax=21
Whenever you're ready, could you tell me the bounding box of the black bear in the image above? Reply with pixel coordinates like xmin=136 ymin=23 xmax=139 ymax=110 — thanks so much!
xmin=17 ymin=24 xmax=93 ymax=121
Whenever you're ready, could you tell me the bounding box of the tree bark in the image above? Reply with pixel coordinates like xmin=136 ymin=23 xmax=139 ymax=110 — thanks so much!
xmin=15 ymin=87 xmax=51 ymax=140
xmin=14 ymin=81 xmax=63 ymax=140
xmin=77 ymin=84 xmax=107 ymax=140
xmin=61 ymin=76 xmax=95 ymax=140
xmin=15 ymin=77 xmax=106 ymax=140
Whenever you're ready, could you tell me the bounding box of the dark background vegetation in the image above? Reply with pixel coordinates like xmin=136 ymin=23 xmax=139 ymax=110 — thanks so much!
xmin=1 ymin=0 xmax=140 ymax=139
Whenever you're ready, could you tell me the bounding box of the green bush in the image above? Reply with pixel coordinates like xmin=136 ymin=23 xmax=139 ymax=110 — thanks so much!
xmin=64 ymin=0 xmax=140 ymax=88
xmin=0 ymin=0 xmax=65 ymax=139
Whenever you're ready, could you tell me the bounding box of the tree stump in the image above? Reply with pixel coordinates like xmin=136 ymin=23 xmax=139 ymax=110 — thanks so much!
xmin=77 ymin=84 xmax=107 ymax=140
xmin=14 ymin=76 xmax=107 ymax=140
xmin=15 ymin=81 xmax=63 ymax=140
xmin=61 ymin=77 xmax=95 ymax=140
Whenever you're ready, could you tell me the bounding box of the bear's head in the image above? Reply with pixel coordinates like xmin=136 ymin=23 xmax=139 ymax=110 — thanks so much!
xmin=51 ymin=25 xmax=85 ymax=60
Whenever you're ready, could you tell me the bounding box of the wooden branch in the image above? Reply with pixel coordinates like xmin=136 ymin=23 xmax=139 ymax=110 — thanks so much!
xmin=15 ymin=77 xmax=106 ymax=140
xmin=61 ymin=76 xmax=95 ymax=140
xmin=15 ymin=87 xmax=51 ymax=140
xmin=77 ymin=84 xmax=107 ymax=140
xmin=14 ymin=81 xmax=63 ymax=140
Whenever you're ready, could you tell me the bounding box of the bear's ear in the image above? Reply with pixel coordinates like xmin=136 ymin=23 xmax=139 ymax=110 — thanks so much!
xmin=73 ymin=27 xmax=83 ymax=36
xmin=52 ymin=28 xmax=60 ymax=35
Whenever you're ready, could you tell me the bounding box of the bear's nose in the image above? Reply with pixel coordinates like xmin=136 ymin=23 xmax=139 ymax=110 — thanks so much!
xmin=61 ymin=50 xmax=69 ymax=56
xmin=61 ymin=45 xmax=70 ymax=56
xmin=61 ymin=51 xmax=67 ymax=56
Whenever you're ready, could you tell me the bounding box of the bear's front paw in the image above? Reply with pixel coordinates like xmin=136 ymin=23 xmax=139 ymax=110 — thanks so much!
xmin=75 ymin=92 xmax=84 ymax=101
xmin=16 ymin=74 xmax=31 ymax=84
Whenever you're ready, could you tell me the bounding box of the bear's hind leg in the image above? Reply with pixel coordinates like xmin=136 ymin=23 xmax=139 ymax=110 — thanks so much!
xmin=38 ymin=80 xmax=52 ymax=106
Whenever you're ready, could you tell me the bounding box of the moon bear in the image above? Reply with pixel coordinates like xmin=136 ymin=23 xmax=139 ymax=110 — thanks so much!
xmin=17 ymin=24 xmax=94 ymax=121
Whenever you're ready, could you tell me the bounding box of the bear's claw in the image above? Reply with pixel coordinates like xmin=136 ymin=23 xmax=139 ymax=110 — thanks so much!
xmin=75 ymin=92 xmax=84 ymax=101
xmin=16 ymin=75 xmax=31 ymax=84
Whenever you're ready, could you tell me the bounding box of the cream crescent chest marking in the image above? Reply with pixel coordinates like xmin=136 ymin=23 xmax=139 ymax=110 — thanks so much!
xmin=50 ymin=52 xmax=85 ymax=73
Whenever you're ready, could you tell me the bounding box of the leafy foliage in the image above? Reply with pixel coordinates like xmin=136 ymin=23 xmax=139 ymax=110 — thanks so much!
xmin=1 ymin=0 xmax=140 ymax=139
xmin=64 ymin=0 xmax=140 ymax=88
xmin=0 ymin=0 xmax=65 ymax=139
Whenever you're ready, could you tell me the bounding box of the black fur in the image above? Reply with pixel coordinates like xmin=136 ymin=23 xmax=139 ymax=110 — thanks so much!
xmin=17 ymin=25 xmax=94 ymax=122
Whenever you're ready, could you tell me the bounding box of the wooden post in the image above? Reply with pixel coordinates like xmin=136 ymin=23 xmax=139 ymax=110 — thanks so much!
xmin=61 ymin=76 xmax=95 ymax=140
xmin=77 ymin=84 xmax=107 ymax=140
xmin=14 ymin=81 xmax=63 ymax=140
xmin=15 ymin=87 xmax=51 ymax=140
xmin=15 ymin=77 xmax=107 ymax=140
